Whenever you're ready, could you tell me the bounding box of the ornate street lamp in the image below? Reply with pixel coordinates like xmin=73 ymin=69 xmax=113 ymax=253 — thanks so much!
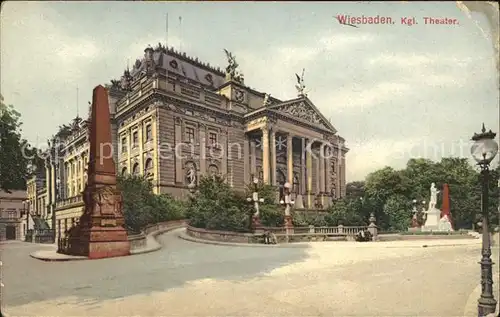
xmin=247 ymin=176 xmax=264 ymax=230
xmin=470 ymin=123 xmax=498 ymax=316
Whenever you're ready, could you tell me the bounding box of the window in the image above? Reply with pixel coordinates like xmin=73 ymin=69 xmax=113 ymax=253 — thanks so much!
xmin=132 ymin=131 xmax=138 ymax=148
xmin=209 ymin=132 xmax=217 ymax=145
xmin=145 ymin=124 xmax=152 ymax=142
xmin=121 ymin=137 xmax=127 ymax=153
xmin=144 ymin=158 xmax=153 ymax=172
xmin=185 ymin=127 xmax=195 ymax=142
xmin=132 ymin=163 xmax=140 ymax=175
xmin=8 ymin=210 xmax=16 ymax=219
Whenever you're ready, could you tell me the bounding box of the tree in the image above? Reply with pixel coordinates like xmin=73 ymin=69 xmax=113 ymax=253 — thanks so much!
xmin=0 ymin=96 xmax=42 ymax=192
xmin=117 ymin=175 xmax=185 ymax=232
xmin=382 ymin=195 xmax=411 ymax=231
xmin=346 ymin=181 xmax=365 ymax=199
xmin=324 ymin=198 xmax=366 ymax=226
xmin=187 ymin=175 xmax=249 ymax=232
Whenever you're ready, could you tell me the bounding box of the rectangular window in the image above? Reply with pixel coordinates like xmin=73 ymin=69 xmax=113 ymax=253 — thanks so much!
xmin=209 ymin=132 xmax=217 ymax=145
xmin=185 ymin=127 xmax=195 ymax=142
xmin=145 ymin=124 xmax=152 ymax=142
xmin=132 ymin=131 xmax=138 ymax=148
xmin=121 ymin=137 xmax=127 ymax=152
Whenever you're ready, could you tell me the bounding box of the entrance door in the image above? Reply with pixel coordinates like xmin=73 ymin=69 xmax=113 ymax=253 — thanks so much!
xmin=6 ymin=226 xmax=16 ymax=240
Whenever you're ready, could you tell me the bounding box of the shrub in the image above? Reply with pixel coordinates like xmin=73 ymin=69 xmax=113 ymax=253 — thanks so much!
xmin=187 ymin=175 xmax=249 ymax=232
xmin=117 ymin=175 xmax=185 ymax=232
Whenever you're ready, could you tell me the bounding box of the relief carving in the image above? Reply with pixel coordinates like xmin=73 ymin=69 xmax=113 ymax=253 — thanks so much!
xmin=276 ymin=102 xmax=323 ymax=125
xmin=93 ymin=186 xmax=120 ymax=217
xmin=247 ymin=117 xmax=267 ymax=126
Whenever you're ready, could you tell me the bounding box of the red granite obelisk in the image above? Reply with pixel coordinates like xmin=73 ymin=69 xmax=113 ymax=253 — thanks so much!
xmin=440 ymin=183 xmax=454 ymax=230
xmin=68 ymin=85 xmax=130 ymax=259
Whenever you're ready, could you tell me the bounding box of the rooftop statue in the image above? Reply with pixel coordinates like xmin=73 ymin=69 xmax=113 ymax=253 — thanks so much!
xmin=223 ymin=49 xmax=244 ymax=84
xmin=295 ymin=68 xmax=307 ymax=97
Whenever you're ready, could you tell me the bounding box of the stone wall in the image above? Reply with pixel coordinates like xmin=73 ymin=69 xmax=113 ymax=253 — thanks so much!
xmin=186 ymin=226 xmax=256 ymax=243
xmin=129 ymin=219 xmax=187 ymax=251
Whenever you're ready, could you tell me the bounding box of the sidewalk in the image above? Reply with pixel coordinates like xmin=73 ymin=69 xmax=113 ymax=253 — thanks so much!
xmin=29 ymin=226 xmax=179 ymax=262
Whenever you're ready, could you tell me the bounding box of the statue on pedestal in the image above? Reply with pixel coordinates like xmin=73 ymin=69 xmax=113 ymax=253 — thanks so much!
xmin=429 ymin=182 xmax=440 ymax=210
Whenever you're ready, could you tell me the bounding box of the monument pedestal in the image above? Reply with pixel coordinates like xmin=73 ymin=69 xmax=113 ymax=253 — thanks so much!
xmin=284 ymin=215 xmax=294 ymax=234
xmin=421 ymin=208 xmax=440 ymax=232
xmin=422 ymin=207 xmax=453 ymax=232
xmin=294 ymin=194 xmax=304 ymax=209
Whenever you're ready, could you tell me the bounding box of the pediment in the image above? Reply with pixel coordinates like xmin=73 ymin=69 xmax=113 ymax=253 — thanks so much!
xmin=268 ymin=98 xmax=336 ymax=133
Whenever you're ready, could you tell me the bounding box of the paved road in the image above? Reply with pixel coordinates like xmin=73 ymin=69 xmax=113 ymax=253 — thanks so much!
xmin=2 ymin=230 xmax=499 ymax=316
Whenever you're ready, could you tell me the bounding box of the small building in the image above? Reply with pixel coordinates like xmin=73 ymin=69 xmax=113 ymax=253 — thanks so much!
xmin=0 ymin=190 xmax=27 ymax=241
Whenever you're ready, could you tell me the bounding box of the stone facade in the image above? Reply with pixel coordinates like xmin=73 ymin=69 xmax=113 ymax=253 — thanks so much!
xmin=37 ymin=44 xmax=348 ymax=240
xmin=0 ymin=190 xmax=27 ymax=241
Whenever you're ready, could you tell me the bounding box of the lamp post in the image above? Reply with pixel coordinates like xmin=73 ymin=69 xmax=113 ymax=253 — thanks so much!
xmin=470 ymin=123 xmax=498 ymax=316
xmin=247 ymin=176 xmax=264 ymax=230
xmin=22 ymin=200 xmax=30 ymax=242
xmin=280 ymin=182 xmax=295 ymax=235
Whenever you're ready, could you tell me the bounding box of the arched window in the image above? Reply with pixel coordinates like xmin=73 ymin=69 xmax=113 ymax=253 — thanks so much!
xmin=144 ymin=158 xmax=153 ymax=172
xmin=121 ymin=167 xmax=128 ymax=176
xmin=132 ymin=163 xmax=139 ymax=175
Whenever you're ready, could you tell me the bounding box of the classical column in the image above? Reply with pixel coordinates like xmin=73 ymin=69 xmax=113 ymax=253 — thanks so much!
xmin=220 ymin=129 xmax=228 ymax=175
xmin=151 ymin=111 xmax=159 ymax=191
xmin=138 ymin=121 xmax=144 ymax=174
xmin=174 ymin=118 xmax=183 ymax=183
xmin=315 ymin=145 xmax=321 ymax=195
xmin=319 ymin=143 xmax=325 ymax=205
xmin=262 ymin=128 xmax=270 ymax=184
xmin=325 ymin=145 xmax=331 ymax=206
xmin=243 ymin=133 xmax=250 ymax=184
xmin=306 ymin=139 xmax=313 ymax=208
xmin=80 ymin=155 xmax=85 ymax=191
xmin=126 ymin=129 xmax=131 ymax=173
xmin=340 ymin=154 xmax=346 ymax=197
xmin=250 ymin=139 xmax=256 ymax=176
xmin=199 ymin=124 xmax=206 ymax=175
xmin=300 ymin=138 xmax=306 ymax=194
xmin=287 ymin=134 xmax=293 ymax=184
xmin=270 ymin=128 xmax=277 ymax=186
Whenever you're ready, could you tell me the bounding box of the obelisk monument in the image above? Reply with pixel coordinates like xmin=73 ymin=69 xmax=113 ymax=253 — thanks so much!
xmin=66 ymin=85 xmax=130 ymax=259
xmin=440 ymin=183 xmax=454 ymax=230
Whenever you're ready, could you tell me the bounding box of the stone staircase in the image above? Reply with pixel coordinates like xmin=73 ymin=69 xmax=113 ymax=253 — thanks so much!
xmin=31 ymin=215 xmax=50 ymax=230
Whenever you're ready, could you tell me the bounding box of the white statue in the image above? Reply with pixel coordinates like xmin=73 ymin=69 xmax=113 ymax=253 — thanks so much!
xmin=186 ymin=166 xmax=197 ymax=187
xmin=429 ymin=182 xmax=440 ymax=210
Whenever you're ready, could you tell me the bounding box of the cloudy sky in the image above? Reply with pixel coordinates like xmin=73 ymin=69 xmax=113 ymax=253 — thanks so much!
xmin=1 ymin=1 xmax=498 ymax=181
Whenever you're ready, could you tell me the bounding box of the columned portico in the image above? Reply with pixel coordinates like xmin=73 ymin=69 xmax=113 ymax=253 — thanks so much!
xmin=242 ymin=97 xmax=348 ymax=209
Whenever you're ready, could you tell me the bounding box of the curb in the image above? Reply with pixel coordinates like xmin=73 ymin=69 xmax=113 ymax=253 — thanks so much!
xmin=28 ymin=225 xmax=186 ymax=262
xmin=177 ymin=232 xmax=308 ymax=248
xmin=463 ymin=280 xmax=500 ymax=316
xmin=29 ymin=253 xmax=88 ymax=262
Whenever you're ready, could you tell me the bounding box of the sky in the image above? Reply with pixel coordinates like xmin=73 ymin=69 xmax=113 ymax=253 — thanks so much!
xmin=1 ymin=1 xmax=498 ymax=182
